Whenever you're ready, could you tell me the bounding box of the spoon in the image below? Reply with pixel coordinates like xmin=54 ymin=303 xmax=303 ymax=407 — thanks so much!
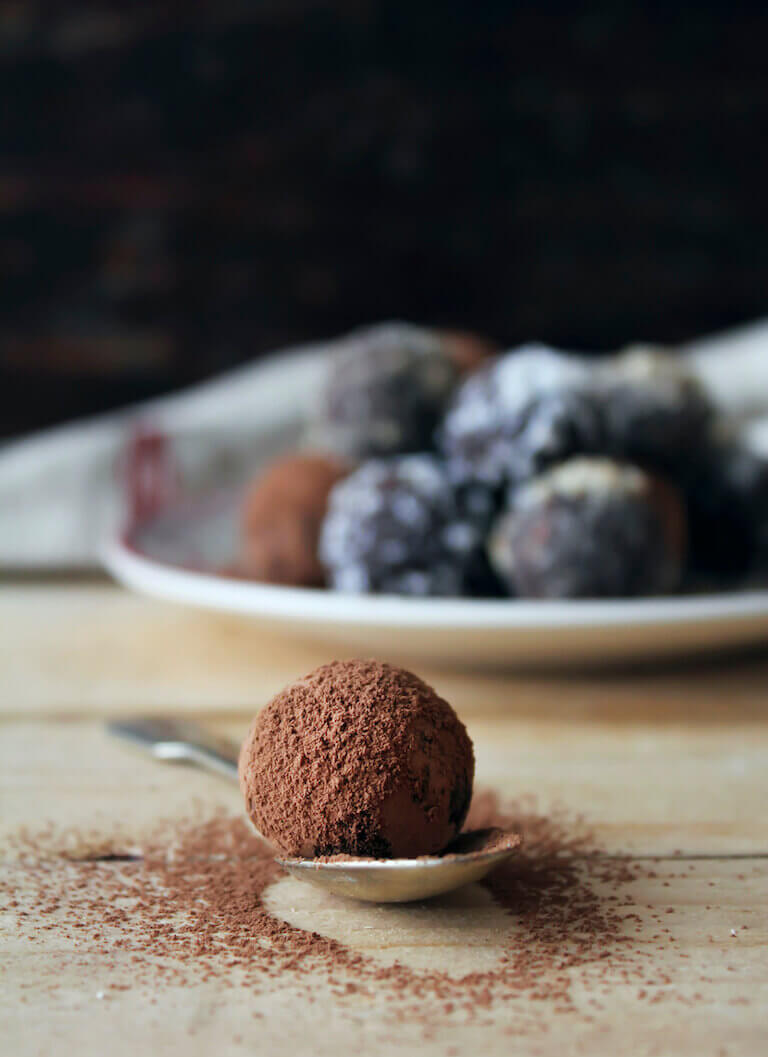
xmin=106 ymin=717 xmax=521 ymax=903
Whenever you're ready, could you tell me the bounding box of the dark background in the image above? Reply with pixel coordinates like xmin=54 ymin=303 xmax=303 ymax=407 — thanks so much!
xmin=2 ymin=2 xmax=767 ymax=437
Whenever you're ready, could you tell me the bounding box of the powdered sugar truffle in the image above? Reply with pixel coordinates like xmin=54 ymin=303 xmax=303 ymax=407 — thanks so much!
xmin=311 ymin=323 xmax=460 ymax=458
xmin=319 ymin=455 xmax=489 ymax=596
xmin=439 ymin=344 xmax=603 ymax=488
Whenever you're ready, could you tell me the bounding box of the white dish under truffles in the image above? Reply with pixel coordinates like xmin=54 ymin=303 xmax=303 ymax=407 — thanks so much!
xmin=104 ymin=322 xmax=768 ymax=667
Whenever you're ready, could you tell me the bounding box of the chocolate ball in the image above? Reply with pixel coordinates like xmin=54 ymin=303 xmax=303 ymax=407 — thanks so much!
xmin=595 ymin=346 xmax=714 ymax=473
xmin=439 ymin=344 xmax=604 ymax=489
xmin=238 ymin=660 xmax=475 ymax=859
xmin=681 ymin=440 xmax=768 ymax=580
xmin=310 ymin=323 xmax=465 ymax=458
xmin=319 ymin=454 xmax=491 ymax=596
xmin=488 ymin=457 xmax=686 ymax=598
xmin=240 ymin=452 xmax=349 ymax=586
xmin=436 ymin=328 xmax=498 ymax=374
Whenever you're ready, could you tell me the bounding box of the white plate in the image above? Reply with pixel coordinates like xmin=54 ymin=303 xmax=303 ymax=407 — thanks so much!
xmin=101 ymin=341 xmax=768 ymax=669
xmin=103 ymin=489 xmax=768 ymax=669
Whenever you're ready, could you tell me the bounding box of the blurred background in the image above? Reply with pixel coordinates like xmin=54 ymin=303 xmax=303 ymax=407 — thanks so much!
xmin=2 ymin=2 xmax=768 ymax=438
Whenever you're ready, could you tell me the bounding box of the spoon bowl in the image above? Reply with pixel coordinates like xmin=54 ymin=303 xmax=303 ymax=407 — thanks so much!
xmin=107 ymin=718 xmax=521 ymax=903
xmin=276 ymin=828 xmax=521 ymax=903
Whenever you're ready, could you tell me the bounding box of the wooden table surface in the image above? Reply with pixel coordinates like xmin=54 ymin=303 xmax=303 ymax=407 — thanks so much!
xmin=2 ymin=582 xmax=768 ymax=1056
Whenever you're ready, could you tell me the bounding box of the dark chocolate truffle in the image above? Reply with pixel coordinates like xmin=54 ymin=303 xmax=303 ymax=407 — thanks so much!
xmin=310 ymin=323 xmax=462 ymax=458
xmin=681 ymin=440 xmax=768 ymax=580
xmin=319 ymin=454 xmax=489 ymax=596
xmin=439 ymin=344 xmax=604 ymax=489
xmin=595 ymin=346 xmax=714 ymax=472
xmin=240 ymin=452 xmax=349 ymax=586
xmin=488 ymin=457 xmax=686 ymax=598
xmin=238 ymin=660 xmax=475 ymax=859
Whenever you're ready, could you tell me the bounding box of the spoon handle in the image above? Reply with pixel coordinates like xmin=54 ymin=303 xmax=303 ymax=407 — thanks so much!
xmin=106 ymin=718 xmax=239 ymax=781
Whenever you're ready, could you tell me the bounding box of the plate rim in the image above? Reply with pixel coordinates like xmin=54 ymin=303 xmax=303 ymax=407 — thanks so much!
xmin=103 ymin=533 xmax=768 ymax=631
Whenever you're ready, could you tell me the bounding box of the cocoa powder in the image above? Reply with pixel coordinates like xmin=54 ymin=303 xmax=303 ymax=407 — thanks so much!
xmin=3 ymin=790 xmax=711 ymax=1034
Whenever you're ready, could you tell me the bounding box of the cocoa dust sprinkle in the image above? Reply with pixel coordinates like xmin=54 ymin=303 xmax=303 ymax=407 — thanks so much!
xmin=2 ymin=792 xmax=736 ymax=1034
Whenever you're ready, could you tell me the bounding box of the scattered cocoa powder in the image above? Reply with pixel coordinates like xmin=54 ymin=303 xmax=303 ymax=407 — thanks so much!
xmin=238 ymin=660 xmax=475 ymax=858
xmin=437 ymin=825 xmax=522 ymax=859
xmin=3 ymin=788 xmax=720 ymax=1035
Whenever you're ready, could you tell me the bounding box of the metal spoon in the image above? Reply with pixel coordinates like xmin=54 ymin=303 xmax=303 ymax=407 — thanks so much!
xmin=106 ymin=717 xmax=521 ymax=903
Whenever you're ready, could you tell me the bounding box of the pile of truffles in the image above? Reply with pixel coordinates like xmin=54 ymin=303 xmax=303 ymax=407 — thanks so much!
xmin=239 ymin=659 xmax=474 ymax=859
xmin=239 ymin=322 xmax=768 ymax=598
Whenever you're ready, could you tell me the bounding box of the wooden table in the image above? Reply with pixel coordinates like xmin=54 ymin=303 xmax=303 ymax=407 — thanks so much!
xmin=3 ymin=582 xmax=768 ymax=1056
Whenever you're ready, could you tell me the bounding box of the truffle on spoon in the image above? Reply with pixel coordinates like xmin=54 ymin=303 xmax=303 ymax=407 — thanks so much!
xmin=238 ymin=659 xmax=475 ymax=859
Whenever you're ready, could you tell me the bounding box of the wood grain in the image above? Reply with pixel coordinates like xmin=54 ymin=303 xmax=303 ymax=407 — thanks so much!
xmin=1 ymin=717 xmax=767 ymax=858
xmin=2 ymin=584 xmax=768 ymax=1055
xmin=3 ymin=853 xmax=767 ymax=1057
xmin=3 ymin=583 xmax=768 ymax=720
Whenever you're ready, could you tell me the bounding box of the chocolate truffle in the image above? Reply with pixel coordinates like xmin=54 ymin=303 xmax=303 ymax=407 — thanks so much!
xmin=595 ymin=346 xmax=714 ymax=472
xmin=240 ymin=452 xmax=349 ymax=586
xmin=437 ymin=328 xmax=498 ymax=374
xmin=488 ymin=457 xmax=686 ymax=598
xmin=681 ymin=440 xmax=768 ymax=580
xmin=439 ymin=344 xmax=604 ymax=489
xmin=319 ymin=454 xmax=489 ymax=596
xmin=310 ymin=322 xmax=465 ymax=458
xmin=238 ymin=660 xmax=475 ymax=859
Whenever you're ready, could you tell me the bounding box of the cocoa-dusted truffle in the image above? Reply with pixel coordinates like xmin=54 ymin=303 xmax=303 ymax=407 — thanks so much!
xmin=238 ymin=660 xmax=475 ymax=859
xmin=240 ymin=452 xmax=349 ymax=586
xmin=488 ymin=457 xmax=686 ymax=598
xmin=319 ymin=454 xmax=490 ymax=596
xmin=310 ymin=322 xmax=468 ymax=458
xmin=439 ymin=344 xmax=603 ymax=488
xmin=437 ymin=328 xmax=498 ymax=374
